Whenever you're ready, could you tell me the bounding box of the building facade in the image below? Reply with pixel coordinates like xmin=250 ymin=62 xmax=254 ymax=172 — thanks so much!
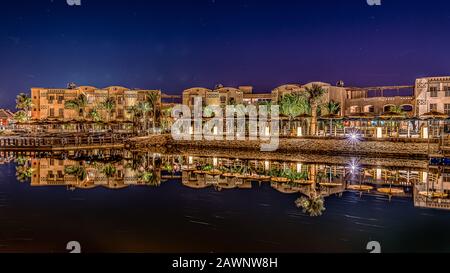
xmin=31 ymin=85 xmax=161 ymax=121
xmin=415 ymin=76 xmax=450 ymax=116
xmin=0 ymin=109 xmax=14 ymax=129
xmin=182 ymin=82 xmax=347 ymax=116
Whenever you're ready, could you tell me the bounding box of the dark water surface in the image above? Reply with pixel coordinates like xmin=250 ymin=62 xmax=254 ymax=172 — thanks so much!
xmin=1 ymin=161 xmax=449 ymax=253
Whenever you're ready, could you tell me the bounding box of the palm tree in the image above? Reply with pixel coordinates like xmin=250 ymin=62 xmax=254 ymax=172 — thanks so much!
xmin=138 ymin=169 xmax=160 ymax=186
xmin=14 ymin=111 xmax=29 ymax=123
xmin=88 ymin=108 xmax=103 ymax=123
xmin=15 ymin=93 xmax=33 ymax=121
xmin=295 ymin=195 xmax=325 ymax=217
xmin=101 ymin=97 xmax=116 ymax=123
xmin=145 ymin=91 xmax=160 ymax=133
xmin=304 ymin=84 xmax=326 ymax=135
xmin=64 ymin=165 xmax=87 ymax=181
xmin=16 ymin=165 xmax=34 ymax=182
xmin=128 ymin=105 xmax=143 ymax=134
xmin=322 ymin=100 xmax=341 ymax=136
xmin=323 ymin=100 xmax=341 ymax=115
xmin=280 ymin=93 xmax=310 ymax=133
xmin=389 ymin=105 xmax=405 ymax=115
xmin=258 ymin=101 xmax=273 ymax=114
xmin=101 ymin=163 xmax=117 ymax=184
xmin=15 ymin=156 xmax=34 ymax=183
xmin=65 ymin=93 xmax=88 ymax=119
xmin=137 ymin=101 xmax=151 ymax=134
xmin=388 ymin=105 xmax=406 ymax=137
xmin=16 ymin=93 xmax=33 ymax=111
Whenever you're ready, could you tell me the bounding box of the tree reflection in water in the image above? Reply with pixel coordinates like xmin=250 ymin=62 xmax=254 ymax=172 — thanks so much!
xmin=15 ymin=155 xmax=34 ymax=183
xmin=8 ymin=148 xmax=450 ymax=213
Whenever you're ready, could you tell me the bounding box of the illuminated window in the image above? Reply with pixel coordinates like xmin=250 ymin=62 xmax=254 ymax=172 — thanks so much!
xmin=445 ymin=104 xmax=450 ymax=115
xmin=429 ymin=86 xmax=438 ymax=97
xmin=430 ymin=103 xmax=438 ymax=112
xmin=445 ymin=85 xmax=450 ymax=97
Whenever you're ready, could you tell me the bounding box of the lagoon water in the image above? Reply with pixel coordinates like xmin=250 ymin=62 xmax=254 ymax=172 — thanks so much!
xmin=0 ymin=151 xmax=449 ymax=253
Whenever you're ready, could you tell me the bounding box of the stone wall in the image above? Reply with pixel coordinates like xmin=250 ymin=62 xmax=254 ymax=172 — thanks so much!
xmin=129 ymin=134 xmax=438 ymax=159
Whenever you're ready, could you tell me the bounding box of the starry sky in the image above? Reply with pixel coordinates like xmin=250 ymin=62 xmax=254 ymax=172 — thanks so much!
xmin=1 ymin=0 xmax=450 ymax=109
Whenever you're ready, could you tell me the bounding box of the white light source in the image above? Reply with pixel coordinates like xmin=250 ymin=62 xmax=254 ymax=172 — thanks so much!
xmin=188 ymin=156 xmax=193 ymax=164
xmin=264 ymin=160 xmax=270 ymax=170
xmin=265 ymin=126 xmax=270 ymax=136
xmin=213 ymin=127 xmax=218 ymax=135
xmin=348 ymin=159 xmax=359 ymax=175
xmin=422 ymin=171 xmax=428 ymax=183
xmin=189 ymin=126 xmax=193 ymax=135
xmin=422 ymin=127 xmax=429 ymax=139
xmin=297 ymin=127 xmax=303 ymax=137
xmin=376 ymin=127 xmax=383 ymax=138
xmin=296 ymin=163 xmax=302 ymax=173
xmin=347 ymin=129 xmax=361 ymax=144
xmin=376 ymin=168 xmax=382 ymax=180
xmin=213 ymin=157 xmax=218 ymax=166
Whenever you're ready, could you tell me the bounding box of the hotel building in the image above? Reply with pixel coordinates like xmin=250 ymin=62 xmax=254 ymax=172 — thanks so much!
xmin=415 ymin=76 xmax=450 ymax=116
xmin=182 ymin=82 xmax=347 ymax=116
xmin=31 ymin=85 xmax=162 ymax=121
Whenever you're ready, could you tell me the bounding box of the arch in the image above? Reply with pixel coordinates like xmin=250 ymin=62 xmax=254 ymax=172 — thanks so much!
xmin=104 ymin=86 xmax=130 ymax=93
xmin=183 ymin=87 xmax=213 ymax=98
xmin=350 ymin=106 xmax=361 ymax=113
xmin=401 ymin=104 xmax=414 ymax=112
xmin=77 ymin=86 xmax=97 ymax=91
xmin=302 ymin=82 xmax=331 ymax=88
xmin=272 ymin=84 xmax=303 ymax=93
xmin=363 ymin=105 xmax=375 ymax=113
xmin=215 ymin=87 xmax=242 ymax=94
xmin=383 ymin=104 xmax=396 ymax=112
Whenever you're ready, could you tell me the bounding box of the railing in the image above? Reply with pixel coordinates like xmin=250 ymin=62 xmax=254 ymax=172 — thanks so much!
xmin=0 ymin=133 xmax=133 ymax=149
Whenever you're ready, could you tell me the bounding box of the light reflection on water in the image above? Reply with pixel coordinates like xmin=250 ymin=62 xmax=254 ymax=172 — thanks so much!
xmin=0 ymin=149 xmax=449 ymax=253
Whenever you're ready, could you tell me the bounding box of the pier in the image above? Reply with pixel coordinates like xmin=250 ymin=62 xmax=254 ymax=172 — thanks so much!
xmin=0 ymin=132 xmax=133 ymax=151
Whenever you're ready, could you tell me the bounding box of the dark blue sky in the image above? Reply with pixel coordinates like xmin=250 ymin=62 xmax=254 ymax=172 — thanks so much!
xmin=1 ymin=0 xmax=450 ymax=109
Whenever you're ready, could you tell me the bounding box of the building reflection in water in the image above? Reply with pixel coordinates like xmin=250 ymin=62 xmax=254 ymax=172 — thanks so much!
xmin=9 ymin=149 xmax=450 ymax=215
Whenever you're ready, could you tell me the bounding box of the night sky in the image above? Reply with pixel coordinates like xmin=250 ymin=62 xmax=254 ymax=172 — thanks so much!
xmin=1 ymin=0 xmax=450 ymax=109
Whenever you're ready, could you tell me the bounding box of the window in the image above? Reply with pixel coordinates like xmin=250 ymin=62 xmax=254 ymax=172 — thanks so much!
xmin=445 ymin=85 xmax=450 ymax=97
xmin=49 ymin=108 xmax=55 ymax=117
xmin=58 ymin=109 xmax=64 ymax=117
xmin=429 ymin=86 xmax=438 ymax=97
xmin=117 ymin=97 xmax=123 ymax=105
xmin=220 ymin=96 xmax=227 ymax=104
xmin=117 ymin=109 xmax=124 ymax=118
xmin=57 ymin=96 xmax=64 ymax=104
xmin=444 ymin=173 xmax=450 ymax=183
xmin=430 ymin=103 xmax=438 ymax=112
xmin=49 ymin=95 xmax=55 ymax=103
xmin=445 ymin=104 xmax=450 ymax=115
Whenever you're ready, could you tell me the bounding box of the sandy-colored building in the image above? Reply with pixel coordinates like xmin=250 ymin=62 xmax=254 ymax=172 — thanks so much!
xmin=182 ymin=85 xmax=271 ymax=109
xmin=31 ymin=85 xmax=161 ymax=121
xmin=415 ymin=76 xmax=450 ymax=116
xmin=0 ymin=109 xmax=14 ymax=129
xmin=182 ymin=82 xmax=347 ymax=115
